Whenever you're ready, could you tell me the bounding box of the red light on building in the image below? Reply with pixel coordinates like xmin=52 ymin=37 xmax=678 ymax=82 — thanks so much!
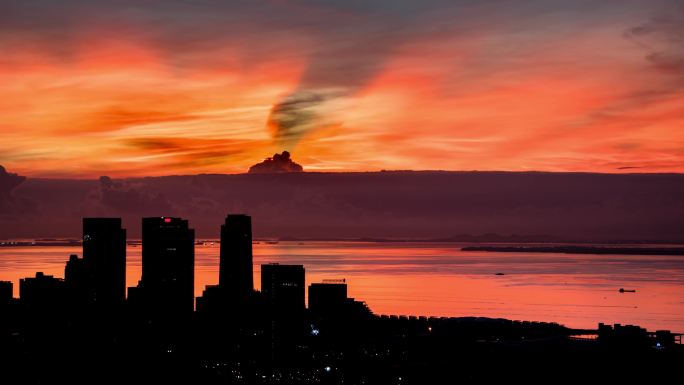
xmin=164 ymin=217 xmax=172 ymax=223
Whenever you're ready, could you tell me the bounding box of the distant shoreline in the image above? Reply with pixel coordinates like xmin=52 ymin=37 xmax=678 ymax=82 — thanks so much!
xmin=462 ymin=245 xmax=684 ymax=256
xmin=3 ymin=238 xmax=684 ymax=248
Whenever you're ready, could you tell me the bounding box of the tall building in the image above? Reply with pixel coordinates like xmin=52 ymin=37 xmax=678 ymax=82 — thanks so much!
xmin=82 ymin=218 xmax=126 ymax=307
xmin=139 ymin=217 xmax=195 ymax=317
xmin=261 ymin=264 xmax=305 ymax=313
xmin=219 ymin=214 xmax=253 ymax=298
xmin=261 ymin=264 xmax=306 ymax=359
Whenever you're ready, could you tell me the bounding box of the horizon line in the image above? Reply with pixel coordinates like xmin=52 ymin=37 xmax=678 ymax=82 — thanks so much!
xmin=12 ymin=168 xmax=684 ymax=180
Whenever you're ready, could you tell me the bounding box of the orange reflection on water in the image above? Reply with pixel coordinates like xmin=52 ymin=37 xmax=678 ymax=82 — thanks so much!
xmin=1 ymin=242 xmax=683 ymax=332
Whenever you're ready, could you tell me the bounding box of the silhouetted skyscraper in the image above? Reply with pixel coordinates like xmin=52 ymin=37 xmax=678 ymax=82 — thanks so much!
xmin=219 ymin=214 xmax=253 ymax=298
xmin=261 ymin=264 xmax=305 ymax=313
xmin=261 ymin=264 xmax=306 ymax=360
xmin=139 ymin=217 xmax=195 ymax=317
xmin=83 ymin=217 xmax=126 ymax=307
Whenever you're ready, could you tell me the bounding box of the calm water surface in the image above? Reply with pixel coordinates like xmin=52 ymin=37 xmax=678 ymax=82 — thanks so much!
xmin=1 ymin=242 xmax=683 ymax=332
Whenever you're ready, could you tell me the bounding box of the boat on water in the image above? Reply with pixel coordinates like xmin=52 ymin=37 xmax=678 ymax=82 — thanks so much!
xmin=619 ymin=288 xmax=636 ymax=293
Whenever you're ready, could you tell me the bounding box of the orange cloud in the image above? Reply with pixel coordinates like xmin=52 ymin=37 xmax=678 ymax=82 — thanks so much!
xmin=1 ymin=1 xmax=683 ymax=177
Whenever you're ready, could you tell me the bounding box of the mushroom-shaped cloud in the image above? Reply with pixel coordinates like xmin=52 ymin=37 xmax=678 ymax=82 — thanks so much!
xmin=248 ymin=151 xmax=304 ymax=174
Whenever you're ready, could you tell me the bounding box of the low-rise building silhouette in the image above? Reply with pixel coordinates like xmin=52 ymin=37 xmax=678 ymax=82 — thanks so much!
xmin=309 ymin=280 xmax=348 ymax=315
xmin=64 ymin=254 xmax=89 ymax=305
xmin=0 ymin=280 xmax=12 ymax=304
xmin=19 ymin=272 xmax=65 ymax=308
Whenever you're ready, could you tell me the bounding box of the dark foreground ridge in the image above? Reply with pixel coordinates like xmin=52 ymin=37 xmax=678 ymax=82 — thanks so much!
xmin=1 ymin=215 xmax=682 ymax=384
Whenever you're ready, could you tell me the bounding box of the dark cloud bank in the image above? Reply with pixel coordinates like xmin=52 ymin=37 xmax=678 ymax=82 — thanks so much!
xmin=0 ymin=166 xmax=28 ymax=215
xmin=1 ymin=165 xmax=683 ymax=242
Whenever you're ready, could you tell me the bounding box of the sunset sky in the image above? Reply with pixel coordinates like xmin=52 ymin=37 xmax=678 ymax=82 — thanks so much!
xmin=1 ymin=0 xmax=683 ymax=178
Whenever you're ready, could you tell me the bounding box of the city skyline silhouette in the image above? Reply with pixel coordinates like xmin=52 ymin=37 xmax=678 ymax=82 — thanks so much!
xmin=2 ymin=0 xmax=684 ymax=383
xmin=2 ymin=214 xmax=683 ymax=383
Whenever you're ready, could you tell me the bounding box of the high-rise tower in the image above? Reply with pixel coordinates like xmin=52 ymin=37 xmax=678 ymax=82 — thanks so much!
xmin=82 ymin=218 xmax=126 ymax=307
xmin=219 ymin=214 xmax=253 ymax=298
xmin=140 ymin=217 xmax=195 ymax=317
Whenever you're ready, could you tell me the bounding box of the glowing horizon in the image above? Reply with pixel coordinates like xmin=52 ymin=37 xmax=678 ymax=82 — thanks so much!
xmin=1 ymin=1 xmax=683 ymax=178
